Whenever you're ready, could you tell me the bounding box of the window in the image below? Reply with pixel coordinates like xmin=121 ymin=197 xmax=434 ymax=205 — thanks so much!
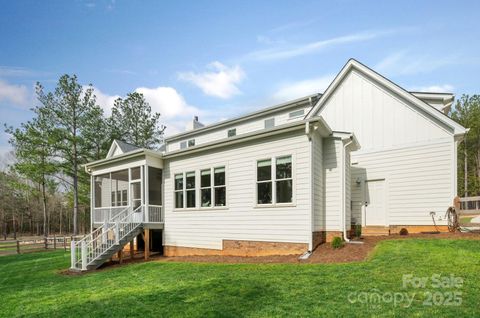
xmin=214 ymin=167 xmax=226 ymax=206
xmin=264 ymin=118 xmax=275 ymax=129
xmin=148 ymin=167 xmax=162 ymax=206
xmin=200 ymin=169 xmax=211 ymax=207
xmin=185 ymin=171 xmax=196 ymax=208
xmin=131 ymin=167 xmax=141 ymax=180
xmin=257 ymin=159 xmax=272 ymax=204
xmin=94 ymin=173 xmax=110 ymax=208
xmin=256 ymin=155 xmax=292 ymax=205
xmin=289 ymin=109 xmax=304 ymax=118
xmin=228 ymin=128 xmax=236 ymax=137
xmin=180 ymin=141 xmax=187 ymax=149
xmin=275 ymin=156 xmax=293 ymax=203
xmin=111 ymin=169 xmax=128 ymax=207
xmin=188 ymin=139 xmax=195 ymax=147
xmin=174 ymin=173 xmax=183 ymax=208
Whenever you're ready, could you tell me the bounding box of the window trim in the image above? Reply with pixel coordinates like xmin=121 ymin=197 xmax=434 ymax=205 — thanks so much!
xmin=288 ymin=109 xmax=304 ymax=119
xmin=255 ymin=154 xmax=295 ymax=208
xmin=264 ymin=117 xmax=275 ymax=129
xmin=174 ymin=166 xmax=229 ymax=211
xmin=227 ymin=128 xmax=236 ymax=138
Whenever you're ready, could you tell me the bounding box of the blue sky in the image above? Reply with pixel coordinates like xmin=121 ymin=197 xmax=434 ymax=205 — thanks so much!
xmin=1 ymin=0 xmax=479 ymax=156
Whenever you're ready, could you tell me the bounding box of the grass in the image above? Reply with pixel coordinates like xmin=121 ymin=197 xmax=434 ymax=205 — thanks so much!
xmin=0 ymin=238 xmax=479 ymax=317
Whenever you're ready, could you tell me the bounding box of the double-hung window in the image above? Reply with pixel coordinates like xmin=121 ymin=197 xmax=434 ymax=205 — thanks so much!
xmin=200 ymin=169 xmax=212 ymax=207
xmin=256 ymin=155 xmax=292 ymax=205
xmin=214 ymin=167 xmax=226 ymax=206
xmin=200 ymin=167 xmax=226 ymax=207
xmin=185 ymin=171 xmax=196 ymax=208
xmin=174 ymin=173 xmax=184 ymax=208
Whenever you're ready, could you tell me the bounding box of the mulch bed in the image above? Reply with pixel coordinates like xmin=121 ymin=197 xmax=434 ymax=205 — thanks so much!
xmin=156 ymin=232 xmax=480 ymax=265
xmin=59 ymin=232 xmax=480 ymax=274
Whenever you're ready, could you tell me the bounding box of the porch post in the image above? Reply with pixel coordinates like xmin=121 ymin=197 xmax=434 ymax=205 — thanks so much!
xmin=144 ymin=163 xmax=149 ymax=223
xmin=90 ymin=174 xmax=94 ymax=233
xmin=144 ymin=228 xmax=150 ymax=260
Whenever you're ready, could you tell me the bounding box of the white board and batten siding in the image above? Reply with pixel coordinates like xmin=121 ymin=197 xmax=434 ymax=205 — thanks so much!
xmin=163 ymin=130 xmax=312 ymax=250
xmin=317 ymin=68 xmax=456 ymax=226
xmin=166 ymin=104 xmax=312 ymax=152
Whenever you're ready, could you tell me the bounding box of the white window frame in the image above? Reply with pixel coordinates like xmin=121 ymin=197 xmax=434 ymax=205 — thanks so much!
xmin=213 ymin=166 xmax=227 ymax=207
xmin=200 ymin=169 xmax=212 ymax=208
xmin=288 ymin=109 xmax=304 ymax=119
xmin=255 ymin=154 xmax=294 ymax=207
xmin=174 ymin=172 xmax=184 ymax=209
xmin=264 ymin=117 xmax=275 ymax=129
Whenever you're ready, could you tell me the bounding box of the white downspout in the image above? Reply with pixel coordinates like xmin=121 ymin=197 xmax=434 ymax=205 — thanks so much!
xmin=342 ymin=137 xmax=353 ymax=243
xmin=305 ymin=121 xmax=313 ymax=252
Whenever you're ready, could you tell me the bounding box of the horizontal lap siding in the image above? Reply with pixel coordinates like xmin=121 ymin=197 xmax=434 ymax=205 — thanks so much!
xmin=351 ymin=140 xmax=454 ymax=225
xmin=164 ymin=130 xmax=312 ymax=250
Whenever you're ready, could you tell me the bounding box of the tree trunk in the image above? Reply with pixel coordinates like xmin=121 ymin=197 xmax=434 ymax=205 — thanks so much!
xmin=42 ymin=179 xmax=48 ymax=237
xmin=464 ymin=139 xmax=468 ymax=197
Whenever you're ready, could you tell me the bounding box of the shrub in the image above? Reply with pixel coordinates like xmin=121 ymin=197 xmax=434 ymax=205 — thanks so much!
xmin=331 ymin=236 xmax=344 ymax=249
xmin=399 ymin=228 xmax=409 ymax=236
xmin=354 ymin=224 xmax=362 ymax=238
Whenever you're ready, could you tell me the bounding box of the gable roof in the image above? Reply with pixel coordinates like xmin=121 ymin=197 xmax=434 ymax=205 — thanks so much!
xmin=305 ymin=59 xmax=467 ymax=137
xmin=106 ymin=139 xmax=141 ymax=158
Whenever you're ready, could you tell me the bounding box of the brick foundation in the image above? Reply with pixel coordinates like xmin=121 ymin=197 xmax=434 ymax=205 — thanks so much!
xmin=164 ymin=239 xmax=308 ymax=257
xmin=389 ymin=225 xmax=449 ymax=234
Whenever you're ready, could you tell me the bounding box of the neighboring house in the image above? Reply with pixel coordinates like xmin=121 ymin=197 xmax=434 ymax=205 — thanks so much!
xmin=71 ymin=59 xmax=467 ymax=271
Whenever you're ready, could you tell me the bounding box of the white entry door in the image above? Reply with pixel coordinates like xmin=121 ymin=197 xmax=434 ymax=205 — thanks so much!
xmin=365 ymin=180 xmax=386 ymax=226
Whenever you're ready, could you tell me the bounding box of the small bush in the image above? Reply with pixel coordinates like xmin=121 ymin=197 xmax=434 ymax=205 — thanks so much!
xmin=399 ymin=228 xmax=409 ymax=236
xmin=331 ymin=237 xmax=344 ymax=249
xmin=354 ymin=224 xmax=362 ymax=238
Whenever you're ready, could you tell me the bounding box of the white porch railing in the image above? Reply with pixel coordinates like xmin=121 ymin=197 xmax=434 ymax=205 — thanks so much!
xmin=94 ymin=205 xmax=163 ymax=223
xmin=93 ymin=207 xmax=129 ymax=223
xmin=71 ymin=205 xmax=144 ymax=271
xmin=148 ymin=205 xmax=163 ymax=223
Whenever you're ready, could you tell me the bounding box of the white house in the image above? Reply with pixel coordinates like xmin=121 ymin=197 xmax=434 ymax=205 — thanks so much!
xmin=71 ymin=59 xmax=467 ymax=271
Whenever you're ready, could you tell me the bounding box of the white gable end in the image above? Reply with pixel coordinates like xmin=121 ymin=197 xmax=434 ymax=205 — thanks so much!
xmin=315 ymin=69 xmax=452 ymax=152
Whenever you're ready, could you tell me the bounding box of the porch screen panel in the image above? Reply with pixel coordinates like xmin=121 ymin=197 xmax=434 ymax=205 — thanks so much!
xmin=111 ymin=169 xmax=128 ymax=207
xmin=148 ymin=167 xmax=162 ymax=205
xmin=94 ymin=173 xmax=111 ymax=208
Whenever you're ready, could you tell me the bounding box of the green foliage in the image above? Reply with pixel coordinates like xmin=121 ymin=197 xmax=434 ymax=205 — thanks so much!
xmin=354 ymin=224 xmax=362 ymax=237
xmin=111 ymin=92 xmax=165 ymax=149
xmin=450 ymin=95 xmax=480 ymax=196
xmin=331 ymin=236 xmax=344 ymax=249
xmin=0 ymin=239 xmax=479 ymax=317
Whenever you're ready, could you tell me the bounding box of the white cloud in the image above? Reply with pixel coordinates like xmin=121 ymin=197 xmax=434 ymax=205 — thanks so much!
xmin=0 ymin=80 xmax=31 ymax=107
xmin=245 ymin=30 xmax=395 ymax=61
xmin=375 ymin=51 xmax=457 ymax=76
xmin=272 ymin=75 xmax=334 ymax=101
xmin=178 ymin=62 xmax=245 ymax=99
xmin=91 ymin=86 xmax=120 ymax=115
xmin=411 ymin=84 xmax=454 ymax=93
xmin=135 ymin=86 xmax=198 ymax=119
xmin=90 ymin=85 xmax=200 ymax=137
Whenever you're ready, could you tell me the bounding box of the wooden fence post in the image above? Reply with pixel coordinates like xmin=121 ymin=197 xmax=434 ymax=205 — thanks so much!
xmin=54 ymin=234 xmax=57 ymax=250
xmin=16 ymin=240 xmax=20 ymax=254
xmin=44 ymin=237 xmax=48 ymax=249
xmin=64 ymin=236 xmax=67 ymax=251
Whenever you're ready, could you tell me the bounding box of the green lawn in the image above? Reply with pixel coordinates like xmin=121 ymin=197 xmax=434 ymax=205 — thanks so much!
xmin=0 ymin=238 xmax=478 ymax=317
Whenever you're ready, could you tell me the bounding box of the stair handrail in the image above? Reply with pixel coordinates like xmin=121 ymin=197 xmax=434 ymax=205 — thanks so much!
xmin=71 ymin=205 xmax=144 ymax=270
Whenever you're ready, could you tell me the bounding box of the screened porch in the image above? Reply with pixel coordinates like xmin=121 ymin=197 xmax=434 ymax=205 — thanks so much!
xmin=91 ymin=164 xmax=163 ymax=227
